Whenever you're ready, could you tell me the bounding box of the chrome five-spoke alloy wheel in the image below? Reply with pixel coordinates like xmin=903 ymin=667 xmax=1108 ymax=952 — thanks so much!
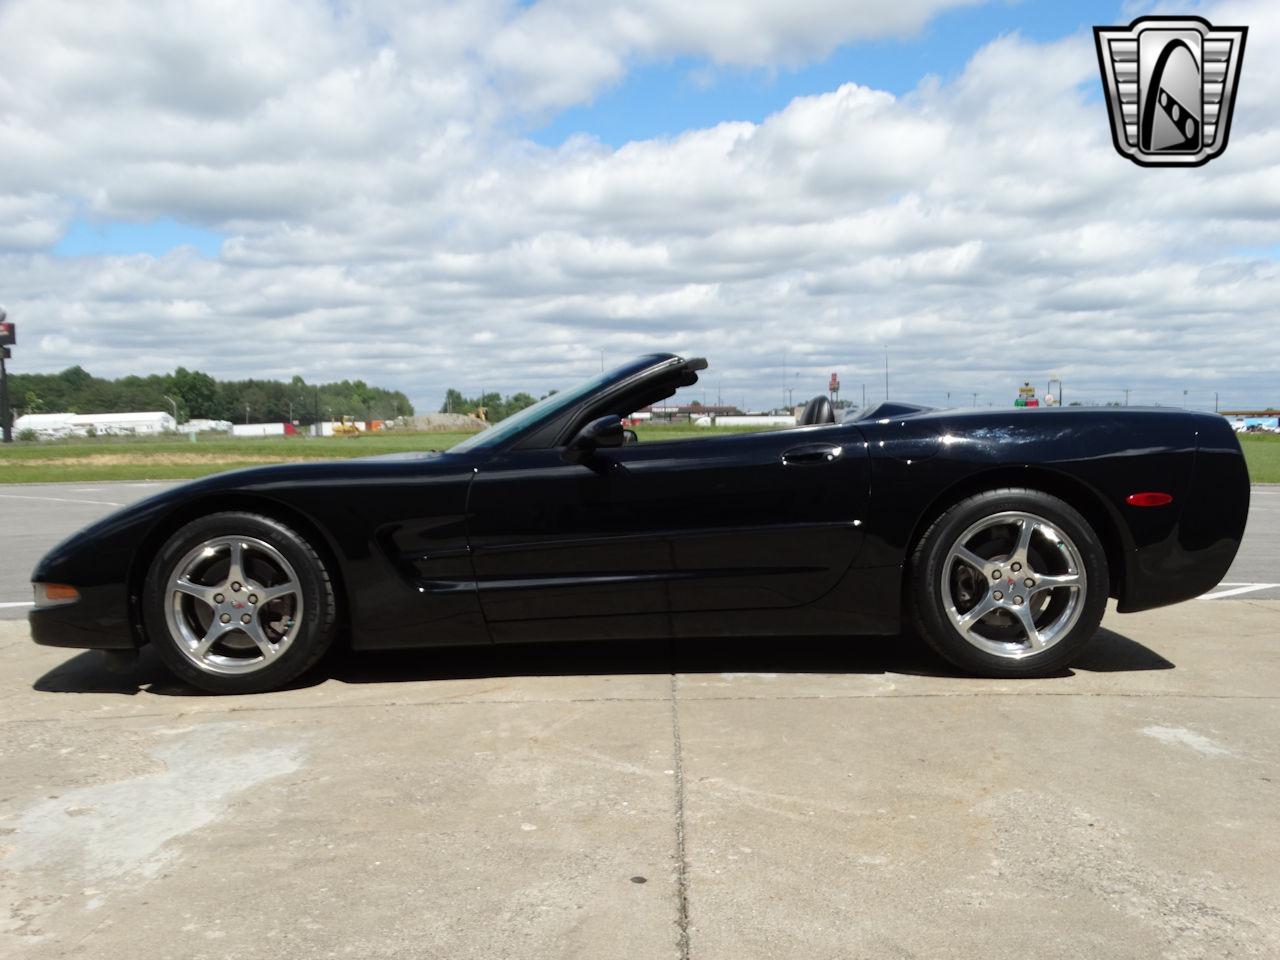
xmin=940 ymin=510 xmax=1086 ymax=659
xmin=164 ymin=535 xmax=304 ymax=676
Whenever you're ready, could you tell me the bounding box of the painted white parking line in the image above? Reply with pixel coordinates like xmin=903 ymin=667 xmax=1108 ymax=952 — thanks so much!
xmin=1196 ymin=583 xmax=1280 ymax=600
xmin=0 ymin=600 xmax=35 ymax=609
xmin=0 ymin=494 xmax=123 ymax=507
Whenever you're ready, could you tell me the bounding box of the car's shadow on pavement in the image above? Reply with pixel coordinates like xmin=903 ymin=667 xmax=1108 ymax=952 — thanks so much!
xmin=33 ymin=626 xmax=1174 ymax=697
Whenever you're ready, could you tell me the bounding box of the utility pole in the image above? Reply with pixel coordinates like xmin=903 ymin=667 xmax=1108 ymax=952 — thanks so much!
xmin=0 ymin=310 xmax=13 ymax=443
xmin=862 ymin=383 xmax=866 ymax=409
xmin=1123 ymin=388 xmax=1131 ymax=407
xmin=244 ymin=402 xmax=251 ymax=424
xmin=972 ymin=392 xmax=979 ymax=407
xmin=1214 ymin=391 xmax=1219 ymax=413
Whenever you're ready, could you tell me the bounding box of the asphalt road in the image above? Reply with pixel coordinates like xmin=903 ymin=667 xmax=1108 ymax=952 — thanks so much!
xmin=2 ymin=481 xmax=1278 ymax=618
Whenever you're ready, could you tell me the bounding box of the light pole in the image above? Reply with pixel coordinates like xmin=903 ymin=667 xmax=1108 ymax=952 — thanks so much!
xmin=779 ymin=350 xmax=786 ymax=411
xmin=162 ymin=394 xmax=179 ymax=424
xmin=244 ymin=403 xmax=251 ymax=425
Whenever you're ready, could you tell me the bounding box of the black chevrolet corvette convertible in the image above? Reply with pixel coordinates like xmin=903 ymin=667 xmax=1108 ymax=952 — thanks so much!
xmin=30 ymin=354 xmax=1249 ymax=693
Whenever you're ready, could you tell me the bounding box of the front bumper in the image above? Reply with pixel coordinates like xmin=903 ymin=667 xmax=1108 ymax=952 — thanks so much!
xmin=29 ymin=583 xmax=138 ymax=650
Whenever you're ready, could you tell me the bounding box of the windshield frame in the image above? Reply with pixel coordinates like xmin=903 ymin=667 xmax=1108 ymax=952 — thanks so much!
xmin=445 ymin=354 xmax=686 ymax=455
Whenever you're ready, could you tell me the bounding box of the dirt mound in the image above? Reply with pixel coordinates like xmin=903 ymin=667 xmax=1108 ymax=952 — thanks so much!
xmin=411 ymin=413 xmax=489 ymax=432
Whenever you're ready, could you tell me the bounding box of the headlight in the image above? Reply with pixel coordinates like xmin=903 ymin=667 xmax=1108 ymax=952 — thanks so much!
xmin=33 ymin=583 xmax=80 ymax=608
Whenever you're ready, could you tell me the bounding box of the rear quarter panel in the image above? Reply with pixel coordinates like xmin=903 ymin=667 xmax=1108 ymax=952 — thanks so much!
xmin=853 ymin=407 xmax=1248 ymax=613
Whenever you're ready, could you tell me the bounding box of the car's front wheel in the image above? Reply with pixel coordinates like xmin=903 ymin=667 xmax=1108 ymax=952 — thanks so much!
xmin=909 ymin=488 xmax=1109 ymax=677
xmin=143 ymin=512 xmax=337 ymax=693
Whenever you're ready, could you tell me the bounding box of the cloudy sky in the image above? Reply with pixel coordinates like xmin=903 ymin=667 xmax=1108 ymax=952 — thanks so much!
xmin=1 ymin=0 xmax=1275 ymax=412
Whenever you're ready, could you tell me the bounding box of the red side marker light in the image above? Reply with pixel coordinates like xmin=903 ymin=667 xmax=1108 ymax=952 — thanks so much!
xmin=1126 ymin=492 xmax=1173 ymax=507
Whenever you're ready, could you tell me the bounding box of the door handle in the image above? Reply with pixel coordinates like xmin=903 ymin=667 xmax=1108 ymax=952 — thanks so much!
xmin=781 ymin=443 xmax=843 ymax=465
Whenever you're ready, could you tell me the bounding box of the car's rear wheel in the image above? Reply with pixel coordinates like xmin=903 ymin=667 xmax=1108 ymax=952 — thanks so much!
xmin=143 ymin=512 xmax=337 ymax=693
xmin=909 ymin=488 xmax=1108 ymax=677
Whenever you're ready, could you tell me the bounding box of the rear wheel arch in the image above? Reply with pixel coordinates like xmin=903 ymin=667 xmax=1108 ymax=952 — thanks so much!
xmin=128 ymin=494 xmax=350 ymax=646
xmin=901 ymin=467 xmax=1127 ymax=603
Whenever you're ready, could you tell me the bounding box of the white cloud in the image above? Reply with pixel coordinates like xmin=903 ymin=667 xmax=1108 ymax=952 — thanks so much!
xmin=0 ymin=0 xmax=1278 ymax=411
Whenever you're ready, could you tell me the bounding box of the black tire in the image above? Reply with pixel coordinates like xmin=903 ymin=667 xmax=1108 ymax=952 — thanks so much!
xmin=143 ymin=512 xmax=337 ymax=694
xmin=909 ymin=488 xmax=1109 ymax=677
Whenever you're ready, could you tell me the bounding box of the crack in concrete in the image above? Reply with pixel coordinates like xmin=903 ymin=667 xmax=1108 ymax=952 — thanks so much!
xmin=670 ymin=673 xmax=691 ymax=960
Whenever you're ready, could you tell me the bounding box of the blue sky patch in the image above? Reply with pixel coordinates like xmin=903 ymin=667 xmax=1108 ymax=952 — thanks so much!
xmin=54 ymin=218 xmax=225 ymax=258
xmin=530 ymin=0 xmax=1128 ymax=147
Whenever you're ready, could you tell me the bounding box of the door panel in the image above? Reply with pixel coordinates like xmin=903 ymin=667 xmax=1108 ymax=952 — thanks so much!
xmin=466 ymin=425 xmax=870 ymax=623
xmin=658 ymin=430 xmax=868 ymax=612
xmin=466 ymin=449 xmax=672 ymax=621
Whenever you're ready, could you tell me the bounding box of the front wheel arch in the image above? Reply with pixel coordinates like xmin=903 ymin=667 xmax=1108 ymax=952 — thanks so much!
xmin=128 ymin=494 xmax=350 ymax=648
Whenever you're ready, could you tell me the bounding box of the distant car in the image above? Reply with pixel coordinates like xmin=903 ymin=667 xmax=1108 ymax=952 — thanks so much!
xmin=30 ymin=354 xmax=1250 ymax=693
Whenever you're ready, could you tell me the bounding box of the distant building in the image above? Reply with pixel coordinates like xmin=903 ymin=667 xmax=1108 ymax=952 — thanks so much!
xmin=14 ymin=411 xmax=176 ymax=438
xmin=182 ymin=418 xmax=233 ymax=433
xmin=13 ymin=413 xmax=77 ymax=438
xmin=699 ymin=414 xmax=797 ymax=428
xmin=644 ymin=403 xmax=743 ymax=421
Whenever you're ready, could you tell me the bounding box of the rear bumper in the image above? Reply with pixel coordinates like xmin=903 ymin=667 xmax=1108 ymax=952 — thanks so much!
xmin=1116 ymin=435 xmax=1250 ymax=613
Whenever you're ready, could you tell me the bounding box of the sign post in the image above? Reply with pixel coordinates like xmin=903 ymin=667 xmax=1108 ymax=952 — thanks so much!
xmin=0 ymin=314 xmax=13 ymax=443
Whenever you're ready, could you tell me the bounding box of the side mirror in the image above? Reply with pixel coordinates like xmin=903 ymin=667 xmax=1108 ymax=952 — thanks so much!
xmin=563 ymin=415 xmax=625 ymax=464
xmin=622 ymin=428 xmax=638 ymax=445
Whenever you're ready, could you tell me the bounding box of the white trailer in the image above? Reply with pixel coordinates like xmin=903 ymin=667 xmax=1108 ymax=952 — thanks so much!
xmin=231 ymin=422 xmax=287 ymax=438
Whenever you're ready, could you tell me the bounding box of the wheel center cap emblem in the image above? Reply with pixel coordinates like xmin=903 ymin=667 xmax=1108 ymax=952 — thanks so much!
xmin=1007 ymin=578 xmax=1015 ymax=587
xmin=231 ymin=600 xmax=244 ymax=609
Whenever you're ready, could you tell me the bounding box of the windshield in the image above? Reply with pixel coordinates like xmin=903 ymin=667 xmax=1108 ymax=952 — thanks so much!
xmin=447 ymin=367 xmax=621 ymax=453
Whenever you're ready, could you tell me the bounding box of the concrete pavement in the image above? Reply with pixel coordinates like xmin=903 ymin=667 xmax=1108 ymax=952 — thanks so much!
xmin=2 ymin=598 xmax=1278 ymax=959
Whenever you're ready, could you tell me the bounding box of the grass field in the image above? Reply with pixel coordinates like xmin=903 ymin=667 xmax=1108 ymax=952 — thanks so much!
xmin=0 ymin=424 xmax=741 ymax=483
xmin=1240 ymin=433 xmax=1280 ymax=484
xmin=2 ymin=427 xmax=1278 ymax=483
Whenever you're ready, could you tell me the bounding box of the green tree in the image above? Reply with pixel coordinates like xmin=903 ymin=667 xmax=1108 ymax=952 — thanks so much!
xmin=5 ymin=367 xmax=413 ymax=425
xmin=171 ymin=367 xmax=218 ymax=419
